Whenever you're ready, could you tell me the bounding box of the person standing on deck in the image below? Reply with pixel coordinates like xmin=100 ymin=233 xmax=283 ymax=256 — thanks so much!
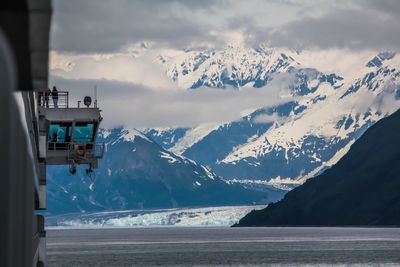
xmin=52 ymin=86 xmax=59 ymax=108
xmin=44 ymin=87 xmax=51 ymax=108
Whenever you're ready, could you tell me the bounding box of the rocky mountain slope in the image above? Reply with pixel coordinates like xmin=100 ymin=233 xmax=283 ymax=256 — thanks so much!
xmin=47 ymin=128 xmax=283 ymax=214
xmin=47 ymin=47 xmax=400 ymax=214
xmin=146 ymin=48 xmax=400 ymax=187
xmin=235 ymin=109 xmax=400 ymax=226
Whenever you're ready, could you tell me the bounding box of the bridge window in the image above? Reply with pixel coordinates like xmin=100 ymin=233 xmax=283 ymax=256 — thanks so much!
xmin=48 ymin=123 xmax=72 ymax=143
xmin=74 ymin=122 xmax=94 ymax=142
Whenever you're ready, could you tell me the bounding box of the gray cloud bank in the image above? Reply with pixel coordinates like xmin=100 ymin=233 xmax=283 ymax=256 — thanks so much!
xmin=52 ymin=0 xmax=400 ymax=53
xmin=259 ymin=7 xmax=400 ymax=51
xmin=51 ymin=0 xmax=223 ymax=53
xmin=50 ymin=76 xmax=292 ymax=128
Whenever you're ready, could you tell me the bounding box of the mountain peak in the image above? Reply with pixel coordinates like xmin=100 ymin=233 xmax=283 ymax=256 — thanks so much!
xmin=366 ymin=51 xmax=396 ymax=68
xmin=119 ymin=128 xmax=153 ymax=143
xmin=161 ymin=45 xmax=297 ymax=89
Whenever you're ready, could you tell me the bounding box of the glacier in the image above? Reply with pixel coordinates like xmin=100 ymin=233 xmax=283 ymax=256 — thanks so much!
xmin=46 ymin=206 xmax=265 ymax=228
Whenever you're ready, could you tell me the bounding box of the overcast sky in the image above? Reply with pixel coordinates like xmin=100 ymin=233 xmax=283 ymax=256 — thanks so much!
xmin=49 ymin=0 xmax=400 ymax=128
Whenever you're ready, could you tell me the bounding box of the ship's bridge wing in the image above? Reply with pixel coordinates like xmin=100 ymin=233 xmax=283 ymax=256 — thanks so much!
xmin=37 ymin=91 xmax=104 ymax=171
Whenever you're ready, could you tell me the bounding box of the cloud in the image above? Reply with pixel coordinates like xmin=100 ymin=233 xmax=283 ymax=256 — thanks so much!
xmin=51 ymin=0 xmax=339 ymax=53
xmin=363 ymin=0 xmax=400 ymax=18
xmin=253 ymin=5 xmax=400 ymax=51
xmin=48 ymin=0 xmax=400 ymax=130
xmin=49 ymin=47 xmax=175 ymax=89
xmin=51 ymin=0 xmax=400 ymax=54
xmin=51 ymin=0 xmax=219 ymax=53
xmin=252 ymin=113 xmax=281 ymax=124
xmin=49 ymin=76 xmax=293 ymax=128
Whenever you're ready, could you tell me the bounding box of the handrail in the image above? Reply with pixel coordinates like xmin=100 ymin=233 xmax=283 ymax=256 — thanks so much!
xmin=37 ymin=90 xmax=99 ymax=109
xmin=47 ymin=141 xmax=105 ymax=159
xmin=37 ymin=91 xmax=69 ymax=108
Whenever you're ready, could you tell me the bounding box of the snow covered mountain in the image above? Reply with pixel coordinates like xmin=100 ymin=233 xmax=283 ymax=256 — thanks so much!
xmin=159 ymin=45 xmax=344 ymax=91
xmin=47 ymin=128 xmax=283 ymax=214
xmin=145 ymin=47 xmax=400 ymax=186
xmin=160 ymin=45 xmax=298 ymax=89
xmin=47 ymin=46 xmax=400 ymax=215
xmin=236 ymin=108 xmax=400 ymax=226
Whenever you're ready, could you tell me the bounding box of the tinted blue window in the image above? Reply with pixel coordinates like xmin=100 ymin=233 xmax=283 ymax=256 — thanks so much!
xmin=74 ymin=123 xmax=94 ymax=142
xmin=49 ymin=123 xmax=72 ymax=143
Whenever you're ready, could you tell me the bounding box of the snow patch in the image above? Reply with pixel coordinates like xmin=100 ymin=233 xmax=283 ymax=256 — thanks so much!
xmin=229 ymin=178 xmax=300 ymax=191
xmin=100 ymin=129 xmax=112 ymax=139
xmin=160 ymin=151 xmax=179 ymax=163
xmin=170 ymin=124 xmax=219 ymax=155
xmin=120 ymin=128 xmax=152 ymax=143
xmin=202 ymin=166 xmax=215 ymax=180
xmin=297 ymin=139 xmax=356 ymax=183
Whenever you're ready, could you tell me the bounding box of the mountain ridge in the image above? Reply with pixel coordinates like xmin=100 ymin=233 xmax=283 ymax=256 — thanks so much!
xmin=235 ymin=108 xmax=400 ymax=226
xmin=47 ymin=128 xmax=284 ymax=215
xmin=145 ymin=48 xmax=400 ymax=185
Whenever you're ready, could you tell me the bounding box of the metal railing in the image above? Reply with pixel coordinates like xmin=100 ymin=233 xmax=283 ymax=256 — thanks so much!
xmin=47 ymin=141 xmax=70 ymax=151
xmin=68 ymin=142 xmax=105 ymax=161
xmin=37 ymin=91 xmax=69 ymax=108
xmin=93 ymin=143 xmax=106 ymax=158
xmin=47 ymin=141 xmax=105 ymax=159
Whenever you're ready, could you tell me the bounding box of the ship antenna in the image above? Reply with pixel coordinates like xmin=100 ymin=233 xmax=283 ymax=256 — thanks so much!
xmin=94 ymin=85 xmax=98 ymax=108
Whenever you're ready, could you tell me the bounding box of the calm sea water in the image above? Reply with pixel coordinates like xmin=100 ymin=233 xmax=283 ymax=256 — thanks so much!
xmin=47 ymin=227 xmax=400 ymax=266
